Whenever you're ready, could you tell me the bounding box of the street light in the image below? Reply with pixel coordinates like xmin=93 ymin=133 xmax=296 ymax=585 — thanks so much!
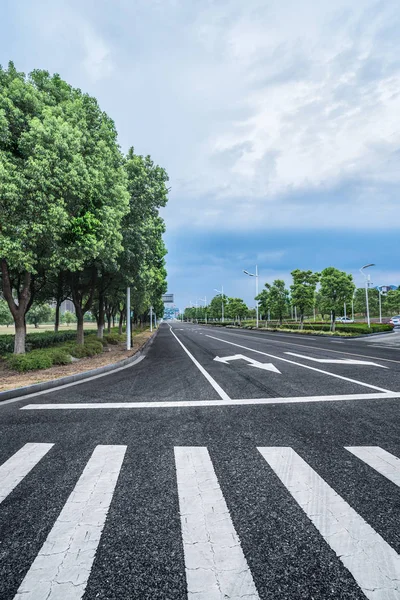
xmin=359 ymin=263 xmax=375 ymax=328
xmin=243 ymin=266 xmax=259 ymax=328
xmin=199 ymin=296 xmax=207 ymax=324
xmin=214 ymin=287 xmax=224 ymax=323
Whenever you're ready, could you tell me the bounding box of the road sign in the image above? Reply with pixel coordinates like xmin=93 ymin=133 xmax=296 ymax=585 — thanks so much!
xmin=214 ymin=354 xmax=281 ymax=373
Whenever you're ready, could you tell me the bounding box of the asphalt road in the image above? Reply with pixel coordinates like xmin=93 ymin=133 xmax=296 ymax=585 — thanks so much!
xmin=1 ymin=322 xmax=400 ymax=599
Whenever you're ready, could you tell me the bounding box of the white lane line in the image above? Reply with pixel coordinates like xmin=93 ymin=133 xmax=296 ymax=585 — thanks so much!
xmin=285 ymin=352 xmax=387 ymax=368
xmin=206 ymin=334 xmax=393 ymax=393
xmin=346 ymin=447 xmax=400 ymax=487
xmin=21 ymin=391 xmax=400 ymax=410
xmin=0 ymin=355 xmax=145 ymax=408
xmin=258 ymin=447 xmax=400 ymax=600
xmin=175 ymin=447 xmax=259 ymax=600
xmin=202 ymin=328 xmax=400 ymax=365
xmin=169 ymin=325 xmax=230 ymax=401
xmin=0 ymin=443 xmax=53 ymax=504
xmin=14 ymin=445 xmax=126 ymax=600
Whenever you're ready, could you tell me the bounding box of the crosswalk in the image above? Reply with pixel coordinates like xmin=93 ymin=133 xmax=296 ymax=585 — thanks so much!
xmin=1 ymin=444 xmax=400 ymax=599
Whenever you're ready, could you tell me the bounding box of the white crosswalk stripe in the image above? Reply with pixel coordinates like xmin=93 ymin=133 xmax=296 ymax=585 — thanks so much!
xmin=175 ymin=447 xmax=259 ymax=600
xmin=259 ymin=446 xmax=400 ymax=600
xmin=0 ymin=443 xmax=54 ymax=505
xmin=1 ymin=443 xmax=400 ymax=599
xmin=346 ymin=446 xmax=400 ymax=487
xmin=14 ymin=445 xmax=126 ymax=600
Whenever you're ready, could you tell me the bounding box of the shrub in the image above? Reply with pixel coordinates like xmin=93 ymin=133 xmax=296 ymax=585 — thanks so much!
xmin=8 ymin=350 xmax=54 ymax=372
xmin=0 ymin=330 xmax=92 ymax=354
xmin=49 ymin=349 xmax=72 ymax=365
xmin=86 ymin=334 xmax=108 ymax=347
xmin=104 ymin=333 xmax=125 ymax=344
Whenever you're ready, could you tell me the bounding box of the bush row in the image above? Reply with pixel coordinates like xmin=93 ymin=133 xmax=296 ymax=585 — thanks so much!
xmin=7 ymin=339 xmax=104 ymax=372
xmin=0 ymin=330 xmax=93 ymax=355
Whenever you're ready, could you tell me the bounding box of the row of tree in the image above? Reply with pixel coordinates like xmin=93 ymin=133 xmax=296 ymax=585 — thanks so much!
xmin=0 ymin=62 xmax=168 ymax=353
xmin=183 ymin=268 xmax=400 ymax=331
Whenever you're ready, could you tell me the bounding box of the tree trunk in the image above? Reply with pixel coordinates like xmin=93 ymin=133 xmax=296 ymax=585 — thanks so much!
xmin=300 ymin=312 xmax=304 ymax=330
xmin=55 ymin=300 xmax=61 ymax=332
xmin=107 ymin=314 xmax=112 ymax=333
xmin=118 ymin=310 xmax=124 ymax=335
xmin=330 ymin=310 xmax=336 ymax=332
xmin=97 ymin=289 xmax=105 ymax=339
xmin=76 ymin=311 xmax=85 ymax=345
xmin=1 ymin=260 xmax=32 ymax=354
xmin=14 ymin=315 xmax=26 ymax=354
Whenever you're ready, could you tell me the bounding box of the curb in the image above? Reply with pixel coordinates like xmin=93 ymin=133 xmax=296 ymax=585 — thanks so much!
xmin=198 ymin=323 xmax=395 ymax=339
xmin=0 ymin=329 xmax=158 ymax=403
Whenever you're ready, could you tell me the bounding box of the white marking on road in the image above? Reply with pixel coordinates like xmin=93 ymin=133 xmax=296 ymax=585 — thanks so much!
xmin=14 ymin=445 xmax=126 ymax=600
xmin=200 ymin=327 xmax=400 ymax=365
xmin=21 ymin=391 xmax=400 ymax=410
xmin=214 ymin=354 xmax=281 ymax=373
xmin=346 ymin=447 xmax=400 ymax=487
xmin=285 ymin=352 xmax=388 ymax=368
xmin=258 ymin=447 xmax=400 ymax=600
xmin=169 ymin=325 xmax=230 ymax=401
xmin=0 ymin=443 xmax=53 ymax=504
xmin=0 ymin=354 xmax=145 ymax=407
xmin=206 ymin=334 xmax=393 ymax=393
xmin=175 ymin=447 xmax=259 ymax=600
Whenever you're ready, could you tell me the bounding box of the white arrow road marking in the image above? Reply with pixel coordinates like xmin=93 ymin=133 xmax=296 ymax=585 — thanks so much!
xmin=285 ymin=352 xmax=388 ymax=368
xmin=214 ymin=354 xmax=281 ymax=373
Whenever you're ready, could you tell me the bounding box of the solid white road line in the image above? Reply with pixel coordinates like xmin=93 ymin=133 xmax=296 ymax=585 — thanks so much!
xmin=0 ymin=355 xmax=145 ymax=408
xmin=258 ymin=447 xmax=400 ymax=600
xmin=14 ymin=445 xmax=126 ymax=600
xmin=175 ymin=447 xmax=259 ymax=600
xmin=20 ymin=391 xmax=400 ymax=410
xmin=285 ymin=352 xmax=387 ymax=368
xmin=169 ymin=325 xmax=230 ymax=401
xmin=206 ymin=334 xmax=393 ymax=393
xmin=0 ymin=443 xmax=53 ymax=504
xmin=208 ymin=328 xmax=400 ymax=365
xmin=346 ymin=447 xmax=400 ymax=487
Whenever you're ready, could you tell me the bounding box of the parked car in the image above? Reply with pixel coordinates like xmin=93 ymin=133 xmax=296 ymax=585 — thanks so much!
xmin=389 ymin=315 xmax=400 ymax=327
xmin=335 ymin=317 xmax=355 ymax=323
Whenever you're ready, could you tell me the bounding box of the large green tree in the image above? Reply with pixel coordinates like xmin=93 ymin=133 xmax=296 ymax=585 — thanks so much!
xmin=290 ymin=270 xmax=320 ymax=329
xmin=319 ymin=267 xmax=355 ymax=331
xmin=264 ymin=280 xmax=289 ymax=325
xmin=226 ymin=298 xmax=248 ymax=323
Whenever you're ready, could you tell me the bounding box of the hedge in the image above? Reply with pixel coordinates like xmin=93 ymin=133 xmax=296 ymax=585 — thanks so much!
xmin=0 ymin=330 xmax=92 ymax=355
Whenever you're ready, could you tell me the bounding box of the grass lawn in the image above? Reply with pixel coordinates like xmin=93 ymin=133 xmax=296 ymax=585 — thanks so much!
xmin=0 ymin=322 xmax=97 ymax=335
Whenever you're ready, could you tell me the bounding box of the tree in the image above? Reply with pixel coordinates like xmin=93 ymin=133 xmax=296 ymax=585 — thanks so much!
xmin=256 ymin=288 xmax=271 ymax=320
xmin=226 ymin=298 xmax=248 ymax=324
xmin=319 ymin=267 xmax=355 ymax=331
xmin=0 ymin=299 xmax=13 ymax=327
xmin=26 ymin=303 xmax=52 ymax=328
xmin=386 ymin=289 xmax=400 ymax=315
xmin=209 ymin=294 xmax=228 ymax=320
xmin=264 ymin=280 xmax=289 ymax=325
xmin=62 ymin=310 xmax=76 ymax=326
xmin=290 ymin=270 xmax=320 ymax=329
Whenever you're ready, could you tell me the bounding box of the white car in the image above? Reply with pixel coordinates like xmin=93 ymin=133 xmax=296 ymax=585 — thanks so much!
xmin=335 ymin=317 xmax=355 ymax=323
xmin=390 ymin=315 xmax=400 ymax=327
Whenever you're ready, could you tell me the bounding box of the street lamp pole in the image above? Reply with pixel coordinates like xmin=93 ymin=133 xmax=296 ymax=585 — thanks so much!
xmin=243 ymin=265 xmax=259 ymax=328
xmin=199 ymin=296 xmax=207 ymax=324
xmin=214 ymin=287 xmax=224 ymax=322
xmin=359 ymin=263 xmax=375 ymax=328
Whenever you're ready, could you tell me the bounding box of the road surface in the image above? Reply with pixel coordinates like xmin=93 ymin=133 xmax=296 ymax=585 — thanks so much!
xmin=1 ymin=322 xmax=400 ymax=599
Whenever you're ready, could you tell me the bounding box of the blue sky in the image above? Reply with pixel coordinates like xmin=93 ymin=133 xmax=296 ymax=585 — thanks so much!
xmin=2 ymin=0 xmax=400 ymax=309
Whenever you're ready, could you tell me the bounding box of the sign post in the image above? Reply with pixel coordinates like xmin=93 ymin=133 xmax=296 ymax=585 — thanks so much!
xmin=150 ymin=305 xmax=153 ymax=332
xmin=126 ymin=287 xmax=131 ymax=350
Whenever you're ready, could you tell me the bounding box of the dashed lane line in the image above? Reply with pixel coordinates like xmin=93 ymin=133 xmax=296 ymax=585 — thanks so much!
xmin=0 ymin=443 xmax=54 ymax=504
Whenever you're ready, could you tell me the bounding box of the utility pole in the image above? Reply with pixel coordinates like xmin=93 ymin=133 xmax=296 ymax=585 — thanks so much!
xmin=126 ymin=287 xmax=131 ymax=350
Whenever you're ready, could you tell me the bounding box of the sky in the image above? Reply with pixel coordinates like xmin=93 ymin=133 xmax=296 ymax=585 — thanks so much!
xmin=2 ymin=0 xmax=400 ymax=309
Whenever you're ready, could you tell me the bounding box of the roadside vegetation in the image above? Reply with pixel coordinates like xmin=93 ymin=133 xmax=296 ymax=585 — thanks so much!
xmin=0 ymin=62 xmax=168 ymax=355
xmin=184 ymin=267 xmax=400 ymax=335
